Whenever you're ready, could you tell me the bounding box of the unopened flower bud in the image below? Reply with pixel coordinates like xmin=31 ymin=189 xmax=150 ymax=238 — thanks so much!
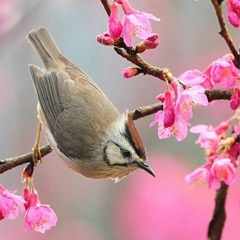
xmin=122 ymin=67 xmax=141 ymax=78
xmin=21 ymin=163 xmax=34 ymax=183
xmin=230 ymin=87 xmax=240 ymax=110
xmin=96 ymin=32 xmax=115 ymax=46
xmin=136 ymin=33 xmax=159 ymax=53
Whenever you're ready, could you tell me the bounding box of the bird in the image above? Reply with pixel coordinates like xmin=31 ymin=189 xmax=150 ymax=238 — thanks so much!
xmin=27 ymin=28 xmax=154 ymax=181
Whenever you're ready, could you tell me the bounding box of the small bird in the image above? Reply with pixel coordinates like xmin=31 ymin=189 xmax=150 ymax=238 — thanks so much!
xmin=27 ymin=28 xmax=154 ymax=181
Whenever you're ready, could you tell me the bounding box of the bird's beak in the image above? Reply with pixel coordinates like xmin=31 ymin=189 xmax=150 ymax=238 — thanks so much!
xmin=136 ymin=161 xmax=155 ymax=177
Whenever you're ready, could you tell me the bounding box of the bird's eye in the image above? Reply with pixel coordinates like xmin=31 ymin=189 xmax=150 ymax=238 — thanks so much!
xmin=121 ymin=149 xmax=131 ymax=158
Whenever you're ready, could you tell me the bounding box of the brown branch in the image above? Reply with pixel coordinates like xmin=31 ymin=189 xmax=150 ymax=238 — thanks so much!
xmin=100 ymin=0 xmax=111 ymax=16
xmin=114 ymin=47 xmax=166 ymax=79
xmin=207 ymin=182 xmax=228 ymax=240
xmin=129 ymin=88 xmax=232 ymax=120
xmin=0 ymin=145 xmax=52 ymax=174
xmin=211 ymin=0 xmax=240 ymax=68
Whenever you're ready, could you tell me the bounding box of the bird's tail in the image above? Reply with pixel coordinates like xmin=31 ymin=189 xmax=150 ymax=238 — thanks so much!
xmin=27 ymin=28 xmax=66 ymax=70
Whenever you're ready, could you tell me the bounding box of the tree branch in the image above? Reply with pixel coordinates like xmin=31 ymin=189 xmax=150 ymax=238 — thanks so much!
xmin=0 ymin=145 xmax=52 ymax=174
xmin=211 ymin=0 xmax=240 ymax=68
xmin=207 ymin=182 xmax=228 ymax=240
xmin=114 ymin=47 xmax=167 ymax=79
xmin=100 ymin=0 xmax=111 ymax=16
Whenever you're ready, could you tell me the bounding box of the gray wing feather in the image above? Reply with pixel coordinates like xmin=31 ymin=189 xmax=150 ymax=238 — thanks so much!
xmin=29 ymin=64 xmax=65 ymax=131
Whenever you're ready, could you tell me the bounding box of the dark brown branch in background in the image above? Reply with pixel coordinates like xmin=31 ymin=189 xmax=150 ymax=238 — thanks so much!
xmin=211 ymin=0 xmax=240 ymax=68
xmin=207 ymin=183 xmax=228 ymax=240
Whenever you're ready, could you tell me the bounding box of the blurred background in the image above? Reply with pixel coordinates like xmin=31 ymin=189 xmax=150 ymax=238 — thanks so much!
xmin=0 ymin=0 xmax=239 ymax=239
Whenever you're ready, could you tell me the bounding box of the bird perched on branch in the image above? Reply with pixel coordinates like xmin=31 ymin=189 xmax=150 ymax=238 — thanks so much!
xmin=27 ymin=28 xmax=154 ymax=181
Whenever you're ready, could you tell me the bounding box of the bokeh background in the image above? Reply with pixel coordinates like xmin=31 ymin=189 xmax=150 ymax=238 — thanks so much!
xmin=0 ymin=0 xmax=239 ymax=239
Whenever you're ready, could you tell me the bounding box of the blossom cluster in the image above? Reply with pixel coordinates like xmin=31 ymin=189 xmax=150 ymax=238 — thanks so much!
xmin=0 ymin=171 xmax=57 ymax=233
xmin=185 ymin=110 xmax=240 ymax=189
xmin=179 ymin=54 xmax=239 ymax=110
xmin=97 ymin=0 xmax=160 ymax=48
xmin=150 ymin=77 xmax=208 ymax=141
xmin=150 ymin=54 xmax=239 ymax=142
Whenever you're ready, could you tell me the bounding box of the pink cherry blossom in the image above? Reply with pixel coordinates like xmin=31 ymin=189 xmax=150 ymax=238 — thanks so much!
xmin=207 ymin=55 xmax=238 ymax=90
xmin=190 ymin=125 xmax=221 ymax=154
xmin=188 ymin=114 xmax=239 ymax=190
xmin=0 ymin=183 xmax=25 ymax=220
xmin=121 ymin=0 xmax=160 ymax=46
xmin=150 ymin=78 xmax=207 ymax=141
xmin=185 ymin=166 xmax=210 ymax=184
xmin=178 ymin=69 xmax=208 ymax=87
xmin=108 ymin=1 xmax=123 ymax=39
xmin=172 ymin=79 xmax=208 ymax=121
xmin=211 ymin=158 xmax=236 ymax=185
xmin=150 ymin=105 xmax=190 ymax=141
xmin=227 ymin=0 xmax=240 ymax=27
xmin=24 ymin=189 xmax=57 ymax=233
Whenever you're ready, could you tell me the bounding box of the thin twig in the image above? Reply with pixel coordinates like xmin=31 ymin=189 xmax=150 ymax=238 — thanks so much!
xmin=100 ymin=0 xmax=111 ymax=16
xmin=211 ymin=0 xmax=240 ymax=68
xmin=114 ymin=47 xmax=166 ymax=79
xmin=207 ymin=182 xmax=228 ymax=240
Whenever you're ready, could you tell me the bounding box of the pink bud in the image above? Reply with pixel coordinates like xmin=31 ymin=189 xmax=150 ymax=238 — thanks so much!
xmin=96 ymin=32 xmax=115 ymax=46
xmin=136 ymin=34 xmax=159 ymax=53
xmin=122 ymin=67 xmax=140 ymax=78
xmin=230 ymin=87 xmax=240 ymax=110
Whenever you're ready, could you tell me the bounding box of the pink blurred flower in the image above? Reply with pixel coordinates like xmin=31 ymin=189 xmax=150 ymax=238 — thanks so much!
xmin=185 ymin=166 xmax=210 ymax=184
xmin=108 ymin=1 xmax=123 ymax=39
xmin=227 ymin=0 xmax=240 ymax=27
xmin=211 ymin=158 xmax=236 ymax=185
xmin=0 ymin=183 xmax=25 ymax=220
xmin=178 ymin=69 xmax=208 ymax=87
xmin=24 ymin=188 xmax=57 ymax=233
xmin=121 ymin=0 xmax=160 ymax=46
xmin=191 ymin=125 xmax=220 ymax=153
